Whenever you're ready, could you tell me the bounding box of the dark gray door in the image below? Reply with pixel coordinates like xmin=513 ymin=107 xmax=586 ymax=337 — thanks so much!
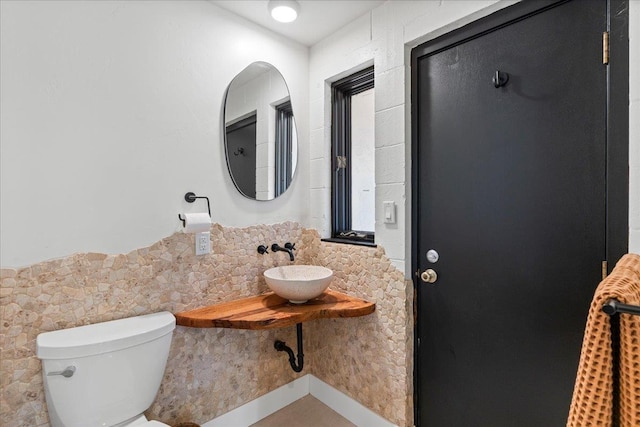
xmin=413 ymin=1 xmax=608 ymax=425
xmin=226 ymin=115 xmax=257 ymax=199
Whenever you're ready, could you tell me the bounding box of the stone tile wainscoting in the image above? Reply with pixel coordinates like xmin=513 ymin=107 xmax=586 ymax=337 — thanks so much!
xmin=0 ymin=222 xmax=412 ymax=426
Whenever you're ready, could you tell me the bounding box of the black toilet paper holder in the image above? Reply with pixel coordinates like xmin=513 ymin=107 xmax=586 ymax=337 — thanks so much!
xmin=178 ymin=192 xmax=211 ymax=227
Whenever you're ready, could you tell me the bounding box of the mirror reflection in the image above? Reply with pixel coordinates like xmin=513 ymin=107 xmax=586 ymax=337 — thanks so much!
xmin=223 ymin=62 xmax=298 ymax=200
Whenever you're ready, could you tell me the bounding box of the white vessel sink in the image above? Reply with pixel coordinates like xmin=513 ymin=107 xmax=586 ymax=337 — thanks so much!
xmin=264 ymin=265 xmax=333 ymax=304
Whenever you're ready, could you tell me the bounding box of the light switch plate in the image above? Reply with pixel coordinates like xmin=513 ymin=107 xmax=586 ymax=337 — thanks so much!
xmin=383 ymin=201 xmax=396 ymax=224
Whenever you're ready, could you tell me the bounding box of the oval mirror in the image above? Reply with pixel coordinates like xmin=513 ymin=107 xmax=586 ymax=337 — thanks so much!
xmin=223 ymin=62 xmax=298 ymax=200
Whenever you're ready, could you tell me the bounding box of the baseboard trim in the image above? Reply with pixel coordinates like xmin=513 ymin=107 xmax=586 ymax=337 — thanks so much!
xmin=309 ymin=376 xmax=396 ymax=427
xmin=202 ymin=375 xmax=396 ymax=427
xmin=202 ymin=376 xmax=309 ymax=427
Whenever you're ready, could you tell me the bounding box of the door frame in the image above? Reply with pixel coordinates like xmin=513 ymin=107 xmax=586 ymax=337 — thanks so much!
xmin=410 ymin=0 xmax=629 ymax=424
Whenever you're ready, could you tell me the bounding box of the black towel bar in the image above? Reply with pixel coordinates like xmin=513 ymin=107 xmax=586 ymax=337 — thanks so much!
xmin=601 ymin=298 xmax=640 ymax=427
xmin=602 ymin=299 xmax=640 ymax=316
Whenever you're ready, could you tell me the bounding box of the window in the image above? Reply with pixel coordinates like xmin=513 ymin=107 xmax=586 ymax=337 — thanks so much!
xmin=329 ymin=66 xmax=375 ymax=245
xmin=275 ymin=101 xmax=294 ymax=197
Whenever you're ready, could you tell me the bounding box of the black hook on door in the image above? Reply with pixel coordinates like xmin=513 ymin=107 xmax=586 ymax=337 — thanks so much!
xmin=492 ymin=70 xmax=509 ymax=88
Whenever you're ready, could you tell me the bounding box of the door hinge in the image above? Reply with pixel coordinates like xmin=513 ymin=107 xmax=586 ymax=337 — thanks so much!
xmin=336 ymin=155 xmax=347 ymax=170
xmin=602 ymin=260 xmax=608 ymax=280
xmin=602 ymin=31 xmax=609 ymax=65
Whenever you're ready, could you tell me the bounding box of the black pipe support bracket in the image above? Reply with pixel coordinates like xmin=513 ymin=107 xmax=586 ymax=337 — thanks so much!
xmin=275 ymin=323 xmax=304 ymax=372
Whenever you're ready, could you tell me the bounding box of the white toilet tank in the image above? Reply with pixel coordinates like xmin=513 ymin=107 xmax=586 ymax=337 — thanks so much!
xmin=36 ymin=312 xmax=176 ymax=427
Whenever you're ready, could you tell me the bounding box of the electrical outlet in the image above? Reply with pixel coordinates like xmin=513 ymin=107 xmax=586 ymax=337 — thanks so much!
xmin=195 ymin=232 xmax=211 ymax=255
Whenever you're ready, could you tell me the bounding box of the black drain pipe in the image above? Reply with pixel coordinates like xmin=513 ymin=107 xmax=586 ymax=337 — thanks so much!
xmin=274 ymin=323 xmax=304 ymax=372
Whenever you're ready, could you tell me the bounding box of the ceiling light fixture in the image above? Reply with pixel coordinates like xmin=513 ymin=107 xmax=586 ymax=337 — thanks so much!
xmin=268 ymin=0 xmax=300 ymax=23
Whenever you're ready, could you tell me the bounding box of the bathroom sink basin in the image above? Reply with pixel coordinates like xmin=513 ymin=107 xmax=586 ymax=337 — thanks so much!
xmin=264 ymin=265 xmax=333 ymax=304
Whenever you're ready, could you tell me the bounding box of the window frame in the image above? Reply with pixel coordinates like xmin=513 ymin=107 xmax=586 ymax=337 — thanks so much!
xmin=274 ymin=100 xmax=293 ymax=197
xmin=327 ymin=66 xmax=376 ymax=246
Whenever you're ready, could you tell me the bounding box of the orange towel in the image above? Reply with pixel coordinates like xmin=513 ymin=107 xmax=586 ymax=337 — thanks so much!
xmin=567 ymin=254 xmax=640 ymax=427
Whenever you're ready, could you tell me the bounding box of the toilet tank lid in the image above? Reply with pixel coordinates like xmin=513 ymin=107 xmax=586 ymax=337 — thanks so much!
xmin=36 ymin=312 xmax=176 ymax=360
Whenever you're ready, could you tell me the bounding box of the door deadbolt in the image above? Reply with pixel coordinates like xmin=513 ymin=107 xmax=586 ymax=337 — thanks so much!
xmin=421 ymin=269 xmax=438 ymax=283
xmin=426 ymin=249 xmax=439 ymax=263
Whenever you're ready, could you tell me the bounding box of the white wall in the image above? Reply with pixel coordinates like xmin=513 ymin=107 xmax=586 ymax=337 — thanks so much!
xmin=309 ymin=0 xmax=640 ymax=276
xmin=0 ymin=0 xmax=309 ymax=267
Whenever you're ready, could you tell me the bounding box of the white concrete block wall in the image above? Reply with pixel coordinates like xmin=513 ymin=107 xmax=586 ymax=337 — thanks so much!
xmin=629 ymin=1 xmax=640 ymax=253
xmin=309 ymin=0 xmax=511 ymax=275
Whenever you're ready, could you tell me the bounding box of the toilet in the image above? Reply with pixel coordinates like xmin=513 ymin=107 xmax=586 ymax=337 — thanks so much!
xmin=36 ymin=311 xmax=176 ymax=427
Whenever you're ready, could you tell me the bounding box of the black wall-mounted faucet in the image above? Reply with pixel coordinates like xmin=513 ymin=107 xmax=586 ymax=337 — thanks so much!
xmin=271 ymin=242 xmax=295 ymax=261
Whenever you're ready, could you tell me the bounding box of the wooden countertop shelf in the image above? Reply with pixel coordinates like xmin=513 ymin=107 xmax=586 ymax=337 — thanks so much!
xmin=175 ymin=289 xmax=375 ymax=330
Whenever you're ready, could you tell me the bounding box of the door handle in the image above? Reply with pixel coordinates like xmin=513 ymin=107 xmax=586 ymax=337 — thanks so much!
xmin=420 ymin=269 xmax=438 ymax=284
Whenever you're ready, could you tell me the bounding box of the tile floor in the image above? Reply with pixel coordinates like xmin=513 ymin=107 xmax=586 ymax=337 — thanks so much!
xmin=249 ymin=395 xmax=356 ymax=427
